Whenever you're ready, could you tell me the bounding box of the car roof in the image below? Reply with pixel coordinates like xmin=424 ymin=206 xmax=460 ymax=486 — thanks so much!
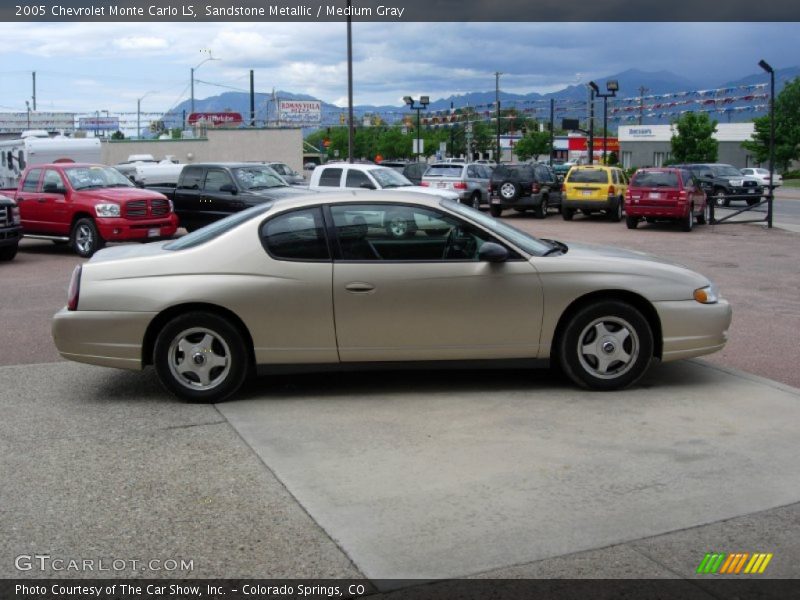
xmin=187 ymin=162 xmax=273 ymax=168
xmin=268 ymin=189 xmax=446 ymax=213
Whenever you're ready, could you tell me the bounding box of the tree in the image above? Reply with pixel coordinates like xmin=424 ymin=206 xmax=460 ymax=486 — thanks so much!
xmin=670 ymin=112 xmax=718 ymax=163
xmin=514 ymin=131 xmax=551 ymax=162
xmin=742 ymin=77 xmax=800 ymax=172
xmin=110 ymin=130 xmax=125 ymax=140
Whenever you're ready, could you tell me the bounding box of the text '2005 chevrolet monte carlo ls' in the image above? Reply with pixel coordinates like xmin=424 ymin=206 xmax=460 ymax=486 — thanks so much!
xmin=51 ymin=191 xmax=732 ymax=403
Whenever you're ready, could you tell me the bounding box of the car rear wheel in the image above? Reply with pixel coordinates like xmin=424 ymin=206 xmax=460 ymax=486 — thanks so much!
xmin=534 ymin=196 xmax=548 ymax=219
xmin=562 ymin=207 xmax=575 ymax=221
xmin=70 ymin=218 xmax=105 ymax=258
xmin=154 ymin=311 xmax=249 ymax=403
xmin=697 ymin=203 xmax=709 ymax=225
xmin=489 ymin=204 xmax=503 ymax=218
xmin=682 ymin=206 xmax=695 ymax=232
xmin=746 ymin=197 xmax=759 ymax=206
xmin=625 ymin=216 xmax=639 ymax=229
xmin=499 ymin=181 xmax=521 ymax=201
xmin=557 ymin=301 xmax=653 ymax=391
xmin=470 ymin=192 xmax=482 ymax=209
xmin=608 ymin=198 xmax=623 ymax=222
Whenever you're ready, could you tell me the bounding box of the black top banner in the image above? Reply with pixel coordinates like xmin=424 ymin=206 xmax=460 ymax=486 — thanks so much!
xmin=3 ymin=0 xmax=800 ymax=22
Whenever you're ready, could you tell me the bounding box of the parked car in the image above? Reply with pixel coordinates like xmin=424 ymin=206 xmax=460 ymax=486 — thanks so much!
xmin=672 ymin=163 xmax=762 ymax=207
xmin=553 ymin=161 xmax=577 ymax=177
xmin=6 ymin=163 xmax=178 ymax=257
xmin=401 ymin=161 xmax=429 ymax=186
xmin=307 ymin=163 xmax=458 ymax=202
xmin=378 ymin=160 xmax=409 ymax=172
xmin=422 ymin=162 xmax=491 ymax=209
xmin=624 ymin=168 xmax=709 ymax=232
xmin=265 ymin=161 xmax=306 ymax=185
xmin=740 ymin=167 xmax=782 ymax=188
xmin=0 ymin=193 xmax=22 ymax=261
xmin=146 ymin=163 xmax=309 ymax=232
xmin=561 ymin=165 xmax=628 ymax=222
xmin=52 ymin=191 xmax=732 ymax=403
xmin=489 ymin=163 xmax=562 ymax=218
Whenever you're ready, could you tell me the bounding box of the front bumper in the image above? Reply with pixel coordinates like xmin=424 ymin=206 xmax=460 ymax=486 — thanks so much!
xmin=655 ymin=298 xmax=732 ymax=361
xmin=52 ymin=308 xmax=157 ymax=370
xmin=0 ymin=225 xmax=22 ymax=246
xmin=96 ymin=213 xmax=179 ymax=242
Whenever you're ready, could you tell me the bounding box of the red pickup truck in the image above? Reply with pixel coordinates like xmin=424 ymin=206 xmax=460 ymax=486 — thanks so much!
xmin=4 ymin=163 xmax=179 ymax=257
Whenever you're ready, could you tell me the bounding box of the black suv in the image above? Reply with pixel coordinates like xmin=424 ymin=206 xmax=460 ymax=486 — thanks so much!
xmin=489 ymin=163 xmax=562 ymax=218
xmin=673 ymin=163 xmax=762 ymax=207
xmin=0 ymin=194 xmax=22 ymax=261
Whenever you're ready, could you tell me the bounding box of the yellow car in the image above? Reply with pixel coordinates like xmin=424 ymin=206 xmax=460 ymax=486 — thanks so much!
xmin=562 ymin=165 xmax=628 ymax=222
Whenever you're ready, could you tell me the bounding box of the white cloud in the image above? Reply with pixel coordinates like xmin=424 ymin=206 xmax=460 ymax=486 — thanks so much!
xmin=113 ymin=36 xmax=170 ymax=51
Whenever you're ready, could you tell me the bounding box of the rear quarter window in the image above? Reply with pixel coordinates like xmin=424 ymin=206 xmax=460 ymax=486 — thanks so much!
xmin=318 ymin=168 xmax=343 ymax=187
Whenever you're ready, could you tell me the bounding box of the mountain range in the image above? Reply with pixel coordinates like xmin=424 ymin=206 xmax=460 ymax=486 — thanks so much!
xmin=165 ymin=66 xmax=800 ymax=131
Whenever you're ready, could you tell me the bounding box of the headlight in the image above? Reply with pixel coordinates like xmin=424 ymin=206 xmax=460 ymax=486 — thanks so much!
xmin=11 ymin=206 xmax=20 ymax=225
xmin=694 ymin=284 xmax=719 ymax=304
xmin=95 ymin=203 xmax=120 ymax=218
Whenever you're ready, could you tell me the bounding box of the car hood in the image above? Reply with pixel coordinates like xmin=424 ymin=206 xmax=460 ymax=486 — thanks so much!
xmin=78 ymin=187 xmax=168 ymax=201
xmin=562 ymin=241 xmax=691 ymax=268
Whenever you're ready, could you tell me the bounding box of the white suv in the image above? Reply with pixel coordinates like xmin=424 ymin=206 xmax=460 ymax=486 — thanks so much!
xmin=308 ymin=162 xmax=458 ymax=201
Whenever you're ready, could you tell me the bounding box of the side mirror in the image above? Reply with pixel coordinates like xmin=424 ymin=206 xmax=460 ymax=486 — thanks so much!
xmin=220 ymin=183 xmax=237 ymax=194
xmin=360 ymin=182 xmax=377 ymax=190
xmin=478 ymin=242 xmax=508 ymax=263
xmin=43 ymin=182 xmax=64 ymax=194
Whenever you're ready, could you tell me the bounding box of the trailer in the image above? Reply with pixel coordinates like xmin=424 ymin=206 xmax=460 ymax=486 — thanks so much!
xmin=0 ymin=131 xmax=102 ymax=188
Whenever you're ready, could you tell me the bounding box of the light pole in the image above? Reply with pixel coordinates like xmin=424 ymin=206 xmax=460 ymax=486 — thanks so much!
xmin=190 ymin=50 xmax=219 ymax=119
xmin=404 ymin=95 xmax=429 ymax=161
xmin=587 ymin=82 xmax=597 ymax=165
xmin=25 ymin=100 xmax=31 ymax=129
xmin=137 ymin=91 xmax=156 ymax=140
xmin=590 ymin=80 xmax=619 ymax=164
xmin=759 ymin=59 xmax=775 ymax=229
xmin=495 ymin=72 xmax=502 ymax=162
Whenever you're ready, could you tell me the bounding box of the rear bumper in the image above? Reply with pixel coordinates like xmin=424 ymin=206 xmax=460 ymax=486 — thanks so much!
xmin=562 ymin=197 xmax=613 ymax=210
xmin=490 ymin=193 xmax=542 ymax=208
xmin=655 ymin=299 xmax=732 ymax=362
xmin=96 ymin=214 xmax=179 ymax=241
xmin=626 ymin=203 xmax=689 ymax=219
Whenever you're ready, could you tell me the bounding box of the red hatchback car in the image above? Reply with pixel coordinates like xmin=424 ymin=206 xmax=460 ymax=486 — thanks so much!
xmin=625 ymin=168 xmax=709 ymax=232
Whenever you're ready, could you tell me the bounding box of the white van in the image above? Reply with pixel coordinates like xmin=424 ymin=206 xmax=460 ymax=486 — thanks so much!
xmin=0 ymin=131 xmax=101 ymax=188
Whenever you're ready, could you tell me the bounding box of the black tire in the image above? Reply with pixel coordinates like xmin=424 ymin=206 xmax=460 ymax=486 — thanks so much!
xmin=562 ymin=207 xmax=575 ymax=221
xmin=0 ymin=243 xmax=18 ymax=261
xmin=682 ymin=206 xmax=695 ymax=232
xmin=557 ymin=300 xmax=654 ymax=391
xmin=489 ymin=204 xmax=503 ymax=218
xmin=498 ymin=181 xmax=522 ymax=201
xmin=70 ymin=218 xmax=105 ymax=258
xmin=534 ymin=196 xmax=548 ymax=219
xmin=625 ymin=216 xmax=639 ymax=229
xmin=697 ymin=203 xmax=709 ymax=225
xmin=746 ymin=197 xmax=759 ymax=206
xmin=154 ymin=311 xmax=250 ymax=403
xmin=470 ymin=192 xmax=482 ymax=209
xmin=608 ymin=197 xmax=623 ymax=222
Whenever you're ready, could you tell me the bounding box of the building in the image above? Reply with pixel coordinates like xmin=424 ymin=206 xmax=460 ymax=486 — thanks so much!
xmin=618 ymin=123 xmax=758 ymax=169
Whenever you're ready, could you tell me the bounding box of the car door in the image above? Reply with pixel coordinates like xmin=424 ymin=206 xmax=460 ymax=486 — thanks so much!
xmin=328 ymin=202 xmax=544 ymax=362
xmin=14 ymin=168 xmax=43 ymax=230
xmin=39 ymin=168 xmax=70 ymax=234
xmin=173 ymin=166 xmax=205 ymax=229
xmin=540 ymin=165 xmax=561 ymax=206
xmin=202 ymin=168 xmax=238 ymax=222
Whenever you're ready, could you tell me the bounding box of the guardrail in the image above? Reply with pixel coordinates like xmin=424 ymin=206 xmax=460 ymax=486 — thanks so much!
xmin=709 ymin=187 xmax=775 ymax=228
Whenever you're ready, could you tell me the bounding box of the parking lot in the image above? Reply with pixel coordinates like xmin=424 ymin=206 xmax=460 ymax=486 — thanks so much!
xmin=2 ymin=193 xmax=800 ymax=588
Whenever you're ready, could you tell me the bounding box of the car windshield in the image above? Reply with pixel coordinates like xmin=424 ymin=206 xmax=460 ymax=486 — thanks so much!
xmin=567 ymin=169 xmax=609 ymax=183
xmin=443 ymin=199 xmax=555 ymax=256
xmin=64 ymin=166 xmax=134 ymax=190
xmin=426 ymin=165 xmax=464 ymax=177
xmin=234 ymin=166 xmax=287 ymax=190
xmin=164 ymin=203 xmax=274 ymax=251
xmin=631 ymin=171 xmax=680 ymax=188
xmin=370 ymin=167 xmax=413 ymax=188
xmin=711 ymin=165 xmax=742 ymax=177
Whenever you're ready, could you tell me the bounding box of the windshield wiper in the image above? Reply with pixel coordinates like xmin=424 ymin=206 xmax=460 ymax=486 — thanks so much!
xmin=540 ymin=239 xmax=568 ymax=256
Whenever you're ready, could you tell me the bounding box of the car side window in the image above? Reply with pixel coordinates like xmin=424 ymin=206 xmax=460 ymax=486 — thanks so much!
xmin=178 ymin=167 xmax=204 ymax=190
xmin=204 ymin=169 xmax=234 ymax=192
xmin=330 ymin=203 xmax=517 ymax=262
xmin=681 ymin=170 xmax=693 ymax=187
xmin=467 ymin=165 xmax=479 ymax=178
xmin=21 ymin=168 xmax=42 ymax=192
xmin=318 ymin=168 xmax=342 ymax=187
xmin=345 ymin=169 xmax=372 ymax=189
xmin=261 ymin=207 xmax=330 ymax=261
xmin=43 ymin=169 xmax=66 ymax=192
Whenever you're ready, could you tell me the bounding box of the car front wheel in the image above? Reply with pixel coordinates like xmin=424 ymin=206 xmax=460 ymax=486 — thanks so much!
xmin=70 ymin=218 xmax=105 ymax=258
xmin=557 ymin=301 xmax=653 ymax=391
xmin=154 ymin=311 xmax=249 ymax=403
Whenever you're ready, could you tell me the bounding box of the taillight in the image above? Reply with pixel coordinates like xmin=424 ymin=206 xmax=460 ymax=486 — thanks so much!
xmin=625 ymin=189 xmax=632 ymax=199
xmin=608 ymin=185 xmax=616 ymax=196
xmin=420 ymin=181 xmax=429 ymax=187
xmin=453 ymin=182 xmax=467 ymax=190
xmin=67 ymin=265 xmax=82 ymax=311
xmin=678 ymin=190 xmax=688 ymax=201
xmin=532 ymin=182 xmax=541 ymax=194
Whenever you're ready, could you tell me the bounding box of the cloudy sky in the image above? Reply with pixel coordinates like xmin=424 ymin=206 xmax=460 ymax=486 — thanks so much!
xmin=0 ymin=22 xmax=797 ymax=117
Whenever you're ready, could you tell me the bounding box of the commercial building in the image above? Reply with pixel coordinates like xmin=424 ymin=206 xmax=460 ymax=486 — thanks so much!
xmin=618 ymin=123 xmax=758 ymax=169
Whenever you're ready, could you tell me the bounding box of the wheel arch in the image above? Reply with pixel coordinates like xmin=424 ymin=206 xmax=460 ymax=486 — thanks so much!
xmin=550 ymin=289 xmax=663 ymax=361
xmin=142 ymin=302 xmax=256 ymax=368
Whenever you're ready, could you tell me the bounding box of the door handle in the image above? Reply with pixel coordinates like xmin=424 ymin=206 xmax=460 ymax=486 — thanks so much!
xmin=344 ymin=282 xmax=375 ymax=293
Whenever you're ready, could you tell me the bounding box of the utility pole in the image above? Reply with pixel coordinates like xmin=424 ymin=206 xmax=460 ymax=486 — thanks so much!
xmin=495 ymin=72 xmax=502 ymax=163
xmin=346 ymin=0 xmax=354 ymax=163
xmin=638 ymin=86 xmax=648 ymax=125
xmin=249 ymin=70 xmax=255 ymax=127
xmin=32 ymin=71 xmax=37 ymax=111
xmin=449 ymin=101 xmax=454 ymax=158
xmin=549 ymin=98 xmax=555 ymax=166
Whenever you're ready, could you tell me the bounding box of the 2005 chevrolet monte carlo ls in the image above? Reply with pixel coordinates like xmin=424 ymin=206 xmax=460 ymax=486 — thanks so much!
xmin=51 ymin=191 xmax=732 ymax=403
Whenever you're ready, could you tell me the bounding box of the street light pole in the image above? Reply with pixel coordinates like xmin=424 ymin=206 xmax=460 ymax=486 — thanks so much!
xmin=404 ymin=96 xmax=429 ymax=161
xmin=190 ymin=51 xmax=219 ymax=122
xmin=588 ymin=82 xmax=597 ymax=165
xmin=495 ymin=72 xmax=502 ymax=162
xmin=346 ymin=0 xmax=354 ymax=163
xmin=759 ymin=59 xmax=775 ymax=229
xmin=589 ymin=80 xmax=618 ymax=165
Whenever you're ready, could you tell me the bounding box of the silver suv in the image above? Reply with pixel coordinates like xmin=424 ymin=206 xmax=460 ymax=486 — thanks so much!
xmin=421 ymin=162 xmax=491 ymax=209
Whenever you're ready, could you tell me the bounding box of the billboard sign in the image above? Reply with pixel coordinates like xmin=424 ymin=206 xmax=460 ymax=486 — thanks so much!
xmin=278 ymin=100 xmax=322 ymax=125
xmin=187 ymin=112 xmax=244 ymax=127
xmin=0 ymin=112 xmax=76 ymax=134
xmin=78 ymin=116 xmax=120 ymax=131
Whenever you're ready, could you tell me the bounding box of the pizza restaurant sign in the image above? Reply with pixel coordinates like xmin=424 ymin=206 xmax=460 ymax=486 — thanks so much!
xmin=187 ymin=112 xmax=244 ymax=127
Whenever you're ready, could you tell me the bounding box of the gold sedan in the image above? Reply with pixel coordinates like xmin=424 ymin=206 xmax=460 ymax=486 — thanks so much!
xmin=52 ymin=191 xmax=731 ymax=402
